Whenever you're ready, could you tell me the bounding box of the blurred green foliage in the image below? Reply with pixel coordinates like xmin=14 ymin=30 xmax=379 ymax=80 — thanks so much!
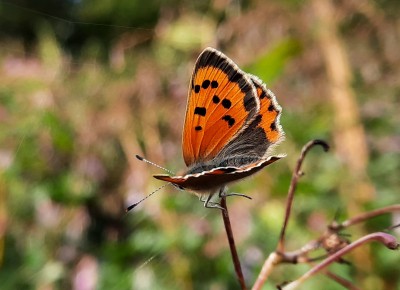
xmin=0 ymin=0 xmax=399 ymax=289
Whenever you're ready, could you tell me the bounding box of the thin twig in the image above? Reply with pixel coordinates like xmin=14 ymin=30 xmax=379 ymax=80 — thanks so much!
xmin=281 ymin=232 xmax=399 ymax=290
xmin=278 ymin=204 xmax=400 ymax=264
xmin=277 ymin=140 xmax=329 ymax=252
xmin=252 ymin=139 xmax=399 ymax=289
xmin=251 ymin=252 xmax=282 ymax=290
xmin=221 ymin=197 xmax=247 ymax=290
xmin=275 ymin=240 xmax=321 ymax=264
xmin=252 ymin=140 xmax=329 ymax=290
xmin=331 ymin=204 xmax=400 ymax=230
xmin=253 ymin=204 xmax=400 ymax=289
xmin=324 ymin=271 xmax=361 ymax=290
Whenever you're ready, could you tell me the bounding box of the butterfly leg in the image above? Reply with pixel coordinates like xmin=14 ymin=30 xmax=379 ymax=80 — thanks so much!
xmin=199 ymin=194 xmax=208 ymax=202
xmin=199 ymin=193 xmax=212 ymax=203
xmin=203 ymin=193 xmax=225 ymax=211
xmin=221 ymin=192 xmax=252 ymax=200
xmin=218 ymin=187 xmax=252 ymax=200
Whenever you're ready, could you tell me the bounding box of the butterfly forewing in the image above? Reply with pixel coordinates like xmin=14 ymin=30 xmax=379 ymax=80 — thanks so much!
xmin=182 ymin=48 xmax=260 ymax=166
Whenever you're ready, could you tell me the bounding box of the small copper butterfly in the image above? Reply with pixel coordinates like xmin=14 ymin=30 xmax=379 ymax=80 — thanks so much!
xmin=151 ymin=48 xmax=284 ymax=209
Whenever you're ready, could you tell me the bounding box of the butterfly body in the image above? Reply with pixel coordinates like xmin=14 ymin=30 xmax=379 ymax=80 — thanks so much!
xmin=154 ymin=47 xmax=284 ymax=208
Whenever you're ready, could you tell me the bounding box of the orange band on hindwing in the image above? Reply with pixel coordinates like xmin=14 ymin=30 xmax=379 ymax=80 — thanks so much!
xmin=252 ymin=78 xmax=283 ymax=144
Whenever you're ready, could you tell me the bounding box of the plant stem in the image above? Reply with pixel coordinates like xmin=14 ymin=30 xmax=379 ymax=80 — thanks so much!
xmin=277 ymin=139 xmax=329 ymax=252
xmin=221 ymin=197 xmax=247 ymax=290
xmin=282 ymin=232 xmax=399 ymax=290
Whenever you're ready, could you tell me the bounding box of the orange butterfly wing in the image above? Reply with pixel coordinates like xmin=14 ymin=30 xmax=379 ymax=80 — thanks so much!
xmin=182 ymin=48 xmax=260 ymax=166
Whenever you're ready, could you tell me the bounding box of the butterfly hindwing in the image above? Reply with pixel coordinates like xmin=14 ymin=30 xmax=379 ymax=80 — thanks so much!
xmin=250 ymin=75 xmax=284 ymax=155
xmin=182 ymin=48 xmax=260 ymax=166
xmin=211 ymin=75 xmax=284 ymax=165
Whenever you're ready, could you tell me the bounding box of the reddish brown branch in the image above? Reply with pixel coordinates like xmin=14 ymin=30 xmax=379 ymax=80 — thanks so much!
xmin=277 ymin=139 xmax=329 ymax=252
xmin=281 ymin=232 xmax=399 ymax=289
xmin=252 ymin=140 xmax=399 ymax=289
xmin=324 ymin=271 xmax=361 ymax=290
xmin=330 ymin=204 xmax=400 ymax=230
xmin=221 ymin=197 xmax=247 ymax=290
xmin=252 ymin=253 xmax=282 ymax=290
xmin=253 ymin=140 xmax=330 ymax=290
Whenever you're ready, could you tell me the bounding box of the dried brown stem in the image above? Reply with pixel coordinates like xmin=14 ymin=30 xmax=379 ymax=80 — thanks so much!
xmin=331 ymin=204 xmax=400 ymax=230
xmin=251 ymin=252 xmax=282 ymax=290
xmin=252 ymin=140 xmax=329 ymax=290
xmin=253 ymin=203 xmax=400 ymax=289
xmin=221 ymin=197 xmax=247 ymax=290
xmin=281 ymin=232 xmax=399 ymax=290
xmin=275 ymin=240 xmax=321 ymax=264
xmin=252 ymin=139 xmax=399 ymax=289
xmin=277 ymin=204 xmax=400 ymax=265
xmin=277 ymin=139 xmax=329 ymax=252
xmin=324 ymin=271 xmax=361 ymax=290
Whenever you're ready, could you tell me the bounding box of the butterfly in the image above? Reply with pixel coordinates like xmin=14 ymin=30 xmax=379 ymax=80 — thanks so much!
xmin=149 ymin=47 xmax=284 ymax=209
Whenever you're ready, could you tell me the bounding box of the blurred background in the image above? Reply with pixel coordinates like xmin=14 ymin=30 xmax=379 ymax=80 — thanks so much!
xmin=0 ymin=0 xmax=399 ymax=289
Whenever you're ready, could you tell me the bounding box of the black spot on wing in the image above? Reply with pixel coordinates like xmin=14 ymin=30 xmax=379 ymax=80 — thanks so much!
xmin=196 ymin=48 xmax=258 ymax=115
xmin=268 ymin=104 xmax=275 ymax=111
xmin=222 ymin=115 xmax=235 ymax=127
xmin=196 ymin=49 xmax=251 ymax=92
xmin=194 ymin=107 xmax=206 ymax=116
xmin=253 ymin=114 xmax=262 ymax=127
xmin=244 ymin=93 xmax=257 ymax=111
xmin=221 ymin=98 xmax=231 ymax=109
xmin=202 ymin=80 xmax=210 ymax=89
xmin=213 ymin=95 xmax=220 ymax=104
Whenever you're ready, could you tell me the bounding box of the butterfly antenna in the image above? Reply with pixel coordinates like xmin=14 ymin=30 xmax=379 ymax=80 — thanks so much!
xmin=135 ymin=155 xmax=175 ymax=175
xmin=126 ymin=183 xmax=171 ymax=212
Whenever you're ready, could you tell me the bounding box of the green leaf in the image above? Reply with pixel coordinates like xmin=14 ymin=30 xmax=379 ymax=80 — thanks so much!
xmin=246 ymin=38 xmax=302 ymax=83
